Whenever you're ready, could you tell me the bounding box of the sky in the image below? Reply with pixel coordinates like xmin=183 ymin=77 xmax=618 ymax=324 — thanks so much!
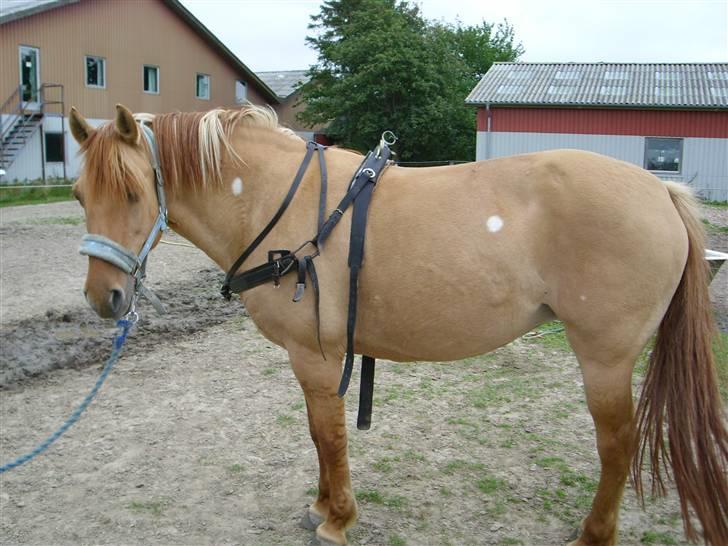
xmin=179 ymin=0 xmax=728 ymax=72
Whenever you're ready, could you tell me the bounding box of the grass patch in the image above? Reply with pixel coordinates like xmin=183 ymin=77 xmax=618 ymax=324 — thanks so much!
xmin=443 ymin=459 xmax=485 ymax=475
xmin=388 ymin=534 xmax=407 ymax=546
xmin=715 ymin=332 xmax=728 ymax=400
xmin=356 ymin=489 xmax=407 ymax=509
xmin=0 ymin=182 xmax=74 ymax=207
xmin=476 ymin=475 xmax=507 ymax=495
xmin=640 ymin=530 xmax=678 ymax=545
xmin=701 ymin=218 xmax=728 ymax=234
xmin=275 ymin=414 xmax=295 ymax=426
xmin=127 ymin=497 xmax=170 ymax=517
xmin=524 ymin=321 xmax=570 ymax=352
xmin=702 ymin=199 xmax=728 ymax=208
xmin=262 ymin=367 xmax=278 ymax=376
xmin=228 ymin=463 xmax=244 ymax=473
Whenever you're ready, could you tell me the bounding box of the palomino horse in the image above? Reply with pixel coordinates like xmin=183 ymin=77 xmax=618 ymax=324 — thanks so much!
xmin=69 ymin=104 xmax=727 ymax=546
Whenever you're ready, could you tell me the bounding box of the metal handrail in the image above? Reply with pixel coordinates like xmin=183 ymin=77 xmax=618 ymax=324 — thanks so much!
xmin=0 ymin=85 xmax=21 ymax=115
xmin=1 ymin=83 xmax=66 ymax=178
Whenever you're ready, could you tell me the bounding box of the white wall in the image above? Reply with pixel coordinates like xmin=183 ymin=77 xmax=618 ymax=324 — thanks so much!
xmin=476 ymin=130 xmax=728 ymax=201
xmin=1 ymin=115 xmax=107 ymax=183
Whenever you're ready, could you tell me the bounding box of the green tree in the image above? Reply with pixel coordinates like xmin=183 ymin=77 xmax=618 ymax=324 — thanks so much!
xmin=298 ymin=0 xmax=523 ymax=162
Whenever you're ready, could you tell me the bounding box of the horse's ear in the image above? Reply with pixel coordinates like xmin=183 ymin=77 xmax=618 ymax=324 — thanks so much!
xmin=114 ymin=104 xmax=139 ymax=145
xmin=69 ymin=107 xmax=94 ymax=144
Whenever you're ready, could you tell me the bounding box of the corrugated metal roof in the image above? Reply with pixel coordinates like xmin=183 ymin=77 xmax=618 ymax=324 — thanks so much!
xmin=257 ymin=70 xmax=309 ymax=99
xmin=466 ymin=63 xmax=728 ymax=109
xmin=0 ymin=0 xmax=77 ymax=24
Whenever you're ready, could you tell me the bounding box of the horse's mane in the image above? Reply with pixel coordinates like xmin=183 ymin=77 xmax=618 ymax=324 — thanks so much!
xmin=80 ymin=104 xmax=299 ymax=203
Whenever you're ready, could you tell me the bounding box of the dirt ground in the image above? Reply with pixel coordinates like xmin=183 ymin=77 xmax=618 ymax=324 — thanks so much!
xmin=0 ymin=201 xmax=726 ymax=546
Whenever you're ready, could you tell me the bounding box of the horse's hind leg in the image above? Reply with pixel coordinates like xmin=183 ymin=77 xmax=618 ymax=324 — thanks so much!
xmin=565 ymin=327 xmax=645 ymax=546
xmin=288 ymin=342 xmax=356 ymax=546
xmin=300 ymin=400 xmax=329 ymax=530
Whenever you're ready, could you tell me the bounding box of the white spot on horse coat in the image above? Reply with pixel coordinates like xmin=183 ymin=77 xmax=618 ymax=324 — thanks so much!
xmin=231 ymin=177 xmax=243 ymax=195
xmin=580 ymin=295 xmax=587 ymax=302
xmin=486 ymin=215 xmax=504 ymax=233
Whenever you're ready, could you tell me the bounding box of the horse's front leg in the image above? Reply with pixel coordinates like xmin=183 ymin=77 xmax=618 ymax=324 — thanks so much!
xmin=288 ymin=342 xmax=357 ymax=546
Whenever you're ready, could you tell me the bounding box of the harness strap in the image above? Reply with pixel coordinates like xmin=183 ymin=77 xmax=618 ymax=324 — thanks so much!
xmin=357 ymin=355 xmax=376 ymax=430
xmin=338 ymin=170 xmax=378 ymax=398
xmin=317 ymin=142 xmax=328 ymax=232
xmin=222 ymin=142 xmax=324 ymax=300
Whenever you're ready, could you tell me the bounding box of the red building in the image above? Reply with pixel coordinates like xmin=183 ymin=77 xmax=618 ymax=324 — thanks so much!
xmin=466 ymin=63 xmax=728 ymax=201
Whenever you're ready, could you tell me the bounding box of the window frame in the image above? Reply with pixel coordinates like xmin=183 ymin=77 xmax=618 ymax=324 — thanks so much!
xmin=44 ymin=132 xmax=64 ymax=163
xmin=195 ymin=73 xmax=210 ymax=100
xmin=644 ymin=136 xmax=683 ymax=175
xmin=84 ymin=55 xmax=106 ymax=89
xmin=235 ymin=80 xmax=247 ymax=104
xmin=143 ymin=64 xmax=160 ymax=94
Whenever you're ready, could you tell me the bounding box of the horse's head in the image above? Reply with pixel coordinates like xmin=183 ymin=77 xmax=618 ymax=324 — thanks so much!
xmin=71 ymin=104 xmax=165 ymax=319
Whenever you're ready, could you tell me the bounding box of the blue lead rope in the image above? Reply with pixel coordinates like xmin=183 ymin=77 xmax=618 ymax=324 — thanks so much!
xmin=0 ymin=317 xmax=135 ymax=474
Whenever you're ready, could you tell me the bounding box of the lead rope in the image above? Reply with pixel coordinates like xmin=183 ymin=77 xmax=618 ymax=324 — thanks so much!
xmin=0 ymin=312 xmax=138 ymax=473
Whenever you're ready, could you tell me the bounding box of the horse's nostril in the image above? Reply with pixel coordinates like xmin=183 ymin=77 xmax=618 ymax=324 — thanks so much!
xmin=109 ymin=288 xmax=125 ymax=315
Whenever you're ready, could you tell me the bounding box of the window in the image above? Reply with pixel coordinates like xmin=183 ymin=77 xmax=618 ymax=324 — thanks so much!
xmin=644 ymin=137 xmax=682 ymax=173
xmin=44 ymin=132 xmax=64 ymax=162
xmin=85 ymin=55 xmax=105 ymax=88
xmin=196 ymin=73 xmax=210 ymax=99
xmin=143 ymin=65 xmax=159 ymax=94
xmin=235 ymin=80 xmax=247 ymax=104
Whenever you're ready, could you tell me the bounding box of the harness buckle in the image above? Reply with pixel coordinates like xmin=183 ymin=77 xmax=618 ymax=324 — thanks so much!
xmin=268 ymin=250 xmax=291 ymax=288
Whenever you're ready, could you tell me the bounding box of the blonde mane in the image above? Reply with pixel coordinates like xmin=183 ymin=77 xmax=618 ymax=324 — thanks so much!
xmin=81 ymin=104 xmax=299 ymax=202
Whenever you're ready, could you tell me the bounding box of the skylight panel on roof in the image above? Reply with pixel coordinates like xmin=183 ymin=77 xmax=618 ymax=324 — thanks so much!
xmin=654 ymin=87 xmax=681 ymax=97
xmin=497 ymin=85 xmax=524 ymax=94
xmin=554 ymin=71 xmax=580 ymax=80
xmin=655 ymin=71 xmax=680 ymax=81
xmin=599 ymin=86 xmax=626 ymax=96
xmin=508 ymin=71 xmax=532 ymax=80
xmin=707 ymin=71 xmax=728 ymax=80
xmin=604 ymin=71 xmax=629 ymax=80
xmin=709 ymin=87 xmax=728 ymax=98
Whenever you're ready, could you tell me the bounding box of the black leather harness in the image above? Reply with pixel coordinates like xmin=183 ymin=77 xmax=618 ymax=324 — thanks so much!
xmin=221 ymin=135 xmax=395 ymax=430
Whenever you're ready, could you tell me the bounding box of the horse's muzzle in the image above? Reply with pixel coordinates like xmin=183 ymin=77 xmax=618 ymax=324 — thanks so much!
xmin=84 ymin=268 xmax=135 ymax=319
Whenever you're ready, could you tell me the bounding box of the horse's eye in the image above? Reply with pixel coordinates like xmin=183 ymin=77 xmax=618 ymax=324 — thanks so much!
xmin=72 ymin=189 xmax=84 ymax=207
xmin=126 ymin=190 xmax=139 ymax=203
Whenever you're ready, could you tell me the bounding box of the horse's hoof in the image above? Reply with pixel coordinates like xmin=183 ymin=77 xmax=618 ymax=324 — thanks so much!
xmin=317 ymin=538 xmax=344 ymax=546
xmin=301 ymin=507 xmax=325 ymax=531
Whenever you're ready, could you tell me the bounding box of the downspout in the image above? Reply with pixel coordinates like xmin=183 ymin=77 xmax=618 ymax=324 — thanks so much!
xmin=485 ymin=103 xmax=492 ymax=160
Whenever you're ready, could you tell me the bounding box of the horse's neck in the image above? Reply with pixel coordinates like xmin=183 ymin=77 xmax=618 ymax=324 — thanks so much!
xmin=166 ymin=129 xmax=359 ymax=272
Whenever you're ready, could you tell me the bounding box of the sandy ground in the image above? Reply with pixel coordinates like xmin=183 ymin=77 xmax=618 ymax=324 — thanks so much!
xmin=0 ymin=200 xmax=725 ymax=546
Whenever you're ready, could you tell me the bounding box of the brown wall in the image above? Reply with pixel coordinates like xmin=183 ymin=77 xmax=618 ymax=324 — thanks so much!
xmin=0 ymin=0 xmax=268 ymax=119
xmin=275 ymin=92 xmax=326 ymax=134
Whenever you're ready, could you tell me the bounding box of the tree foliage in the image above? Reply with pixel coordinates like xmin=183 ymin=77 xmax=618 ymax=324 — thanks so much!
xmin=298 ymin=0 xmax=523 ymax=162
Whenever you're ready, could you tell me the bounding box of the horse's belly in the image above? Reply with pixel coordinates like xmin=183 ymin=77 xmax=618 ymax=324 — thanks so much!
xmin=356 ymin=268 xmax=552 ymax=362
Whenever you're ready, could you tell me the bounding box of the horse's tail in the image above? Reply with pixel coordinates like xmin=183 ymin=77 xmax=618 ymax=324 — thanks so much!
xmin=632 ymin=181 xmax=728 ymax=545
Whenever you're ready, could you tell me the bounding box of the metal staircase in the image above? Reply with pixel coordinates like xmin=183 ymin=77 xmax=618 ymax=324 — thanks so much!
xmin=0 ymin=83 xmax=66 ymax=180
